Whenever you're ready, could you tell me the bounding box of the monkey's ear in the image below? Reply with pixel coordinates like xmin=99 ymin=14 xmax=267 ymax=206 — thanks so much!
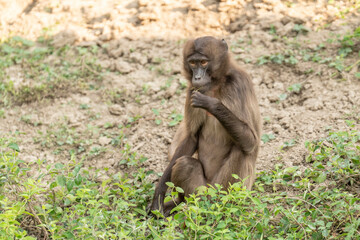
xmin=221 ymin=39 xmax=228 ymax=51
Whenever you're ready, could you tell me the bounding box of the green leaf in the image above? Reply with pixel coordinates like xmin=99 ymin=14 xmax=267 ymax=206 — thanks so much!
xmin=56 ymin=175 xmax=66 ymax=187
xmin=252 ymin=197 xmax=261 ymax=205
xmin=75 ymin=174 xmax=82 ymax=185
xmin=152 ymin=108 xmax=160 ymax=116
xmin=50 ymin=182 xmax=57 ymax=189
xmin=164 ymin=196 xmax=172 ymax=203
xmin=12 ymin=36 xmax=34 ymax=47
xmin=55 ymin=163 xmax=64 ymax=169
xmin=217 ymin=221 xmax=226 ymax=229
xmin=62 ymin=231 xmax=75 ymax=239
xmin=66 ymin=180 xmax=74 ymax=191
xmin=169 ymin=120 xmax=179 ymax=126
xmin=8 ymin=142 xmax=20 ymax=152
xmin=261 ymin=133 xmax=275 ymax=143
xmin=134 ymin=208 xmax=147 ymax=216
xmin=256 ymin=223 xmax=264 ymax=233
xmin=279 ymin=93 xmax=287 ymax=101
xmin=355 ymin=72 xmax=360 ymax=79
xmin=287 ymin=83 xmax=302 ymax=93
xmin=315 ymin=172 xmax=326 ymax=183
xmin=175 ymin=187 xmax=184 ymax=193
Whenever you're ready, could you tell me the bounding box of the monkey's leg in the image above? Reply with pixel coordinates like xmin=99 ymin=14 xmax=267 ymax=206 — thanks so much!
xmin=148 ymin=131 xmax=197 ymax=215
xmin=211 ymin=151 xmax=256 ymax=190
xmin=171 ymin=156 xmax=207 ymax=197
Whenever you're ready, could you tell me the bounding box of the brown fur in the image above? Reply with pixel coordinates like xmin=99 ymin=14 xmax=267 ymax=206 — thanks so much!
xmin=148 ymin=36 xmax=261 ymax=216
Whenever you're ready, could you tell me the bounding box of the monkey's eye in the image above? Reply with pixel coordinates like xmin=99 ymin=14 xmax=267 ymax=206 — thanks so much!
xmin=200 ymin=60 xmax=208 ymax=67
xmin=189 ymin=60 xmax=196 ymax=67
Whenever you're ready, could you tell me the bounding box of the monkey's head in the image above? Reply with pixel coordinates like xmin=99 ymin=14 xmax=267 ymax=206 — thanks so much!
xmin=183 ymin=36 xmax=229 ymax=93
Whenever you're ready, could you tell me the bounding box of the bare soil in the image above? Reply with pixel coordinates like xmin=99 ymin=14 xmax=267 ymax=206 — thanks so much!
xmin=0 ymin=0 xmax=359 ymax=182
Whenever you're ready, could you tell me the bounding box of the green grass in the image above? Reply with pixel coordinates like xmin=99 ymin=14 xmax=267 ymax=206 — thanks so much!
xmin=0 ymin=122 xmax=359 ymax=239
xmin=0 ymin=36 xmax=103 ymax=106
xmin=255 ymin=25 xmax=360 ymax=80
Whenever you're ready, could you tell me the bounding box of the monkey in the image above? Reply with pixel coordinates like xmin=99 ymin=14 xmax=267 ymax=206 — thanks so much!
xmin=148 ymin=36 xmax=261 ymax=217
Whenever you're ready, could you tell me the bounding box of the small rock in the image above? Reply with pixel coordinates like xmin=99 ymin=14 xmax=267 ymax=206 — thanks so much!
xmin=303 ymin=98 xmax=323 ymax=111
xmin=109 ymin=48 xmax=124 ymax=58
xmin=108 ymin=158 xmax=117 ymax=166
xmin=189 ymin=1 xmax=206 ymax=11
xmin=52 ymin=29 xmax=78 ymax=47
xmin=258 ymin=14 xmax=281 ymax=30
xmin=281 ymin=16 xmax=305 ymax=25
xmin=138 ymin=0 xmax=151 ymax=7
xmin=268 ymin=93 xmax=279 ymax=103
xmin=88 ymin=13 xmax=111 ymax=24
xmin=228 ymin=18 xmax=247 ymax=33
xmin=108 ymin=104 xmax=123 ymax=116
xmin=77 ymin=41 xmax=97 ymax=47
xmin=277 ymin=22 xmax=295 ymax=36
xmin=252 ymin=77 xmax=262 ymax=86
xmin=279 ymin=116 xmax=291 ymax=129
xmin=129 ymin=52 xmax=148 ymax=65
xmin=98 ymin=26 xmax=113 ymax=42
xmin=99 ymin=33 xmax=112 ymax=41
xmin=99 ymin=59 xmax=112 ymax=69
xmin=273 ymin=82 xmax=284 ymax=90
xmin=99 ymin=136 xmax=112 ymax=146
xmin=272 ymin=123 xmax=282 ymax=133
xmin=164 ymin=82 xmax=178 ymax=99
xmin=115 ymin=60 xmax=133 ymax=74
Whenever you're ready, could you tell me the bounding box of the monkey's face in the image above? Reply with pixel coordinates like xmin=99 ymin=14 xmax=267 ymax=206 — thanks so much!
xmin=187 ymin=53 xmax=212 ymax=93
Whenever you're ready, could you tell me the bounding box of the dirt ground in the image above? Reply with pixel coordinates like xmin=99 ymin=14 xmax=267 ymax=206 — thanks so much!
xmin=0 ymin=0 xmax=359 ymax=181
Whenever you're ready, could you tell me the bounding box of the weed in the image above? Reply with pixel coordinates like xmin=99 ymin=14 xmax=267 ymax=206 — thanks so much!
xmin=0 ymin=124 xmax=359 ymax=239
xmin=161 ymin=76 xmax=174 ymax=90
xmin=261 ymin=133 xmax=275 ymax=143
xmin=281 ymin=139 xmax=297 ymax=150
xmin=152 ymin=108 xmax=162 ymax=125
xmin=287 ymin=83 xmax=302 ymax=93
xmin=169 ymin=112 xmax=183 ymax=126
xmin=0 ymin=36 xmax=103 ymax=106
xmin=293 ymin=24 xmax=309 ymax=35
xmin=338 ymin=26 xmax=360 ymax=57
xmin=257 ymin=52 xmax=298 ymax=66
xmin=179 ymin=79 xmax=187 ymax=89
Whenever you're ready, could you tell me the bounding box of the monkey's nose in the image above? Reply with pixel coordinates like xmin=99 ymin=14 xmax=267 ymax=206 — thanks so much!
xmin=194 ymin=76 xmax=201 ymax=81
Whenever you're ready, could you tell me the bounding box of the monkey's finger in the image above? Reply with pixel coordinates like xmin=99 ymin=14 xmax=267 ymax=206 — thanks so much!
xmin=191 ymin=100 xmax=202 ymax=108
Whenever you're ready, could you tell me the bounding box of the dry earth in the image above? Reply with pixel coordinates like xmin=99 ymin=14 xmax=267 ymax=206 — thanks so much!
xmin=0 ymin=0 xmax=359 ymax=182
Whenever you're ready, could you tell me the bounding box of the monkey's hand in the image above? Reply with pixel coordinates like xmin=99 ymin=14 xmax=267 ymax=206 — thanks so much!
xmin=191 ymin=91 xmax=219 ymax=111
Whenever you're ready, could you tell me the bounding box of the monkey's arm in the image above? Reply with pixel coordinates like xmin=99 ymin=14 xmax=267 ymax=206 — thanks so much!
xmin=148 ymin=131 xmax=198 ymax=214
xmin=191 ymin=91 xmax=258 ymax=153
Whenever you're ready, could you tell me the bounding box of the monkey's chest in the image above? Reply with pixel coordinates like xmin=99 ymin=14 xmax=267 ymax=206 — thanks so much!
xmin=198 ymin=117 xmax=231 ymax=179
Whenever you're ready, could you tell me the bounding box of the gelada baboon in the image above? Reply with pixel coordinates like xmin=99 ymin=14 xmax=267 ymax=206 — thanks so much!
xmin=148 ymin=36 xmax=261 ymax=216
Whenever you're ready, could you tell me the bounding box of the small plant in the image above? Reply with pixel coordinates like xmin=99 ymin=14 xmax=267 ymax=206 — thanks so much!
xmin=338 ymin=26 xmax=360 ymax=57
xmin=278 ymin=93 xmax=287 ymax=101
xmin=293 ymin=24 xmax=309 ymax=35
xmin=161 ymin=76 xmax=174 ymax=90
xmin=168 ymin=112 xmax=183 ymax=126
xmin=281 ymin=139 xmax=296 ymax=149
xmin=179 ymin=79 xmax=187 ymax=89
xmin=257 ymin=52 xmax=298 ymax=66
xmin=152 ymin=108 xmax=162 ymax=125
xmin=79 ymin=104 xmax=90 ymax=110
xmin=287 ymin=83 xmax=302 ymax=93
xmin=261 ymin=133 xmax=275 ymax=143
